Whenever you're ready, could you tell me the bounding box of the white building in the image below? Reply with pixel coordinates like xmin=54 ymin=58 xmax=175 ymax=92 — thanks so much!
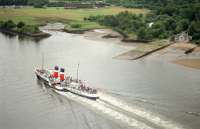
xmin=175 ymin=31 xmax=192 ymax=43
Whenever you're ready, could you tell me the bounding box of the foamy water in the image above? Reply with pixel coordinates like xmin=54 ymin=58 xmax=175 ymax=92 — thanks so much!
xmin=99 ymin=92 xmax=186 ymax=129
xmin=55 ymin=90 xmax=187 ymax=129
xmin=56 ymin=90 xmax=153 ymax=129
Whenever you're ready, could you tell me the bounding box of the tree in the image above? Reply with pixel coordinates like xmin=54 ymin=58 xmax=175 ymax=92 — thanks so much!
xmin=175 ymin=19 xmax=189 ymax=33
xmin=0 ymin=21 xmax=4 ymax=28
xmin=189 ymin=21 xmax=200 ymax=40
xmin=0 ymin=0 xmax=28 ymax=5
xmin=2 ymin=20 xmax=16 ymax=29
xmin=99 ymin=15 xmax=119 ymax=27
xmin=163 ymin=17 xmax=176 ymax=31
xmin=17 ymin=21 xmax=25 ymax=28
xmin=31 ymin=0 xmax=48 ymax=8
xmin=150 ymin=21 xmax=165 ymax=38
xmin=159 ymin=4 xmax=177 ymax=16
xmin=137 ymin=27 xmax=147 ymax=40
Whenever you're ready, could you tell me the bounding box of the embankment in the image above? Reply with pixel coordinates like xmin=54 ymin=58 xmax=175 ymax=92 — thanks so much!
xmin=0 ymin=29 xmax=51 ymax=38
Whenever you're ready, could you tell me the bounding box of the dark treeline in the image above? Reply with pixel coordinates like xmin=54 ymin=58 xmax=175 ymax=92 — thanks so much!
xmin=0 ymin=20 xmax=40 ymax=33
xmin=0 ymin=0 xmax=48 ymax=7
xmin=0 ymin=0 xmax=103 ymax=6
xmin=86 ymin=0 xmax=200 ymax=44
xmin=0 ymin=0 xmax=28 ymax=5
xmin=1 ymin=0 xmax=200 ymax=7
xmin=105 ymin=0 xmax=200 ymax=8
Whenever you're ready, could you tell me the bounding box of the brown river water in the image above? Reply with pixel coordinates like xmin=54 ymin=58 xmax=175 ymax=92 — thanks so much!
xmin=0 ymin=29 xmax=200 ymax=129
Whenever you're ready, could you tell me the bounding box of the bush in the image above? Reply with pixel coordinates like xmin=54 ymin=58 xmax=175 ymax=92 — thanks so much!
xmin=137 ymin=28 xmax=146 ymax=40
xmin=189 ymin=21 xmax=200 ymax=40
xmin=71 ymin=24 xmax=82 ymax=28
xmin=2 ymin=20 xmax=16 ymax=29
xmin=175 ymin=19 xmax=189 ymax=33
xmin=21 ymin=25 xmax=40 ymax=33
xmin=0 ymin=21 xmax=5 ymax=28
xmin=85 ymin=15 xmax=103 ymax=22
xmin=33 ymin=0 xmax=48 ymax=8
xmin=17 ymin=21 xmax=25 ymax=28
xmin=47 ymin=2 xmax=64 ymax=7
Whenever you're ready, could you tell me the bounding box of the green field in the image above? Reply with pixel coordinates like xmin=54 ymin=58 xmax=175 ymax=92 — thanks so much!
xmin=0 ymin=7 xmax=149 ymax=30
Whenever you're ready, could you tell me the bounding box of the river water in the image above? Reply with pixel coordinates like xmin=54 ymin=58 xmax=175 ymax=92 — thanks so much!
xmin=0 ymin=30 xmax=200 ymax=129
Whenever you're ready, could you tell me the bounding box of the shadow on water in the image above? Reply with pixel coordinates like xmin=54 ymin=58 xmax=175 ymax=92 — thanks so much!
xmin=36 ymin=79 xmax=64 ymax=103
xmin=1 ymin=31 xmax=17 ymax=38
xmin=36 ymin=79 xmax=52 ymax=92
xmin=18 ymin=35 xmax=47 ymax=43
xmin=1 ymin=31 xmax=48 ymax=43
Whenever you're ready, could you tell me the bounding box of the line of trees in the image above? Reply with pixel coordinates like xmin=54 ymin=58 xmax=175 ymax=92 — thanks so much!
xmin=0 ymin=0 xmax=29 ymax=5
xmin=0 ymin=20 xmax=40 ymax=33
xmin=0 ymin=0 xmax=105 ymax=7
xmin=0 ymin=0 xmax=48 ymax=8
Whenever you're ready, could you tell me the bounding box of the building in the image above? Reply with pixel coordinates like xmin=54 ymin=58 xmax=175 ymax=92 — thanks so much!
xmin=64 ymin=3 xmax=93 ymax=9
xmin=64 ymin=2 xmax=106 ymax=9
xmin=175 ymin=31 xmax=192 ymax=43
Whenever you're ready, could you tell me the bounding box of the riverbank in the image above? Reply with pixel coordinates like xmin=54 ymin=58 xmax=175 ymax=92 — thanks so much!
xmin=82 ymin=29 xmax=172 ymax=60
xmin=0 ymin=28 xmax=51 ymax=38
xmin=173 ymin=59 xmax=200 ymax=69
xmin=146 ymin=42 xmax=200 ymax=69
xmin=81 ymin=28 xmax=200 ymax=69
xmin=170 ymin=43 xmax=200 ymax=69
xmin=0 ymin=29 xmax=50 ymax=38
xmin=40 ymin=23 xmax=200 ymax=70
xmin=114 ymin=40 xmax=172 ymax=60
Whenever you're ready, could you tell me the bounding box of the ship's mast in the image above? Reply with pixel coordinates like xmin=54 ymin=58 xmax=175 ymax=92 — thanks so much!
xmin=76 ymin=63 xmax=79 ymax=82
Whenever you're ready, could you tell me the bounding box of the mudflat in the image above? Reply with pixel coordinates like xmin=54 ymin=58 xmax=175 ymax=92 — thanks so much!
xmin=173 ymin=59 xmax=200 ymax=69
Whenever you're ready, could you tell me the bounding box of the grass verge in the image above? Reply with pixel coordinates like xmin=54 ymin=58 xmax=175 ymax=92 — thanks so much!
xmin=0 ymin=7 xmax=149 ymax=31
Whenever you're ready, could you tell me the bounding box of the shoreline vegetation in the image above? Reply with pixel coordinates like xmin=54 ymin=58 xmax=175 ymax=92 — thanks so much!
xmin=82 ymin=28 xmax=200 ymax=69
xmin=0 ymin=1 xmax=199 ymax=43
xmin=0 ymin=20 xmax=50 ymax=38
xmin=0 ymin=28 xmax=51 ymax=38
xmin=0 ymin=7 xmax=148 ymax=35
xmin=0 ymin=5 xmax=199 ymax=69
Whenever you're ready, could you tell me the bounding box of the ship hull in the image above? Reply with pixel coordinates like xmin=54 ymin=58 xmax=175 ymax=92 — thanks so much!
xmin=65 ymin=87 xmax=99 ymax=100
xmin=35 ymin=68 xmax=99 ymax=100
xmin=35 ymin=71 xmax=50 ymax=86
xmin=35 ymin=69 xmax=65 ymax=91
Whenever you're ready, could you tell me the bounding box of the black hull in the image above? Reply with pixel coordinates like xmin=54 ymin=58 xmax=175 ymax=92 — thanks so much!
xmin=36 ymin=74 xmax=66 ymax=92
xmin=36 ymin=75 xmax=49 ymax=85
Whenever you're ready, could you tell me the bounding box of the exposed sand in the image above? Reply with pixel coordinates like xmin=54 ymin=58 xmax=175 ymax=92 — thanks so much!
xmin=83 ymin=30 xmax=200 ymax=69
xmin=41 ymin=23 xmax=200 ymax=70
xmin=83 ymin=29 xmax=140 ymax=47
xmin=173 ymin=59 xmax=200 ymax=69
xmin=83 ymin=29 xmax=122 ymax=43
xmin=171 ymin=43 xmax=197 ymax=51
xmin=83 ymin=29 xmax=200 ymax=69
xmin=114 ymin=40 xmax=171 ymax=60
xmin=113 ymin=49 xmax=144 ymax=60
xmin=151 ymin=43 xmax=200 ymax=69
xmin=40 ymin=23 xmax=65 ymax=30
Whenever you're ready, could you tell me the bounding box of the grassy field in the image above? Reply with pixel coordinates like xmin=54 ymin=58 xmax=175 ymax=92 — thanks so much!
xmin=0 ymin=7 xmax=149 ymax=30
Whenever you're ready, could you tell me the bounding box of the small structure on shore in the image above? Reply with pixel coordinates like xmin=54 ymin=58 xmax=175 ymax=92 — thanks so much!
xmin=175 ymin=31 xmax=192 ymax=43
xmin=64 ymin=2 xmax=106 ymax=9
